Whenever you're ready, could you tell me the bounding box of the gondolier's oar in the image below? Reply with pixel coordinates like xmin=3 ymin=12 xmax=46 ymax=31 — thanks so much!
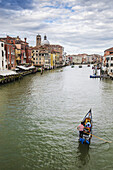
xmin=87 ymin=133 xmax=112 ymax=143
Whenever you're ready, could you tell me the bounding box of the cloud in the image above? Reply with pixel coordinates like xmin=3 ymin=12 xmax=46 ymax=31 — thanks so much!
xmin=0 ymin=0 xmax=33 ymax=10
xmin=0 ymin=0 xmax=113 ymax=54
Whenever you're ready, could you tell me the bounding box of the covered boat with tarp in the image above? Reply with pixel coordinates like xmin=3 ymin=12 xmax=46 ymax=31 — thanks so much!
xmin=79 ymin=109 xmax=92 ymax=145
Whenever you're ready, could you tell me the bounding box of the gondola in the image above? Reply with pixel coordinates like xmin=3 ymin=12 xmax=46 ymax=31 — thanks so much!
xmin=79 ymin=109 xmax=92 ymax=145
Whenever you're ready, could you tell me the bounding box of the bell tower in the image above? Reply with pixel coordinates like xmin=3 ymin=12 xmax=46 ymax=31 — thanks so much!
xmin=36 ymin=34 xmax=41 ymax=47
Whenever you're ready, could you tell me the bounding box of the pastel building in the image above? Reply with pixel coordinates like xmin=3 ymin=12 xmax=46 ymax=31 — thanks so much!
xmin=50 ymin=52 xmax=56 ymax=68
xmin=0 ymin=36 xmax=32 ymax=69
xmin=32 ymin=47 xmax=51 ymax=69
xmin=35 ymin=34 xmax=64 ymax=67
xmin=32 ymin=47 xmax=40 ymax=65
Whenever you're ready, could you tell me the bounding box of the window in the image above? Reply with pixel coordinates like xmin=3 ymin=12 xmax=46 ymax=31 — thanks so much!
xmin=106 ymin=63 xmax=109 ymax=67
xmin=39 ymin=62 xmax=41 ymax=64
xmin=111 ymin=63 xmax=113 ymax=66
xmin=106 ymin=57 xmax=109 ymax=61
xmin=2 ymin=50 xmax=4 ymax=57
xmin=111 ymin=57 xmax=113 ymax=60
xmin=1 ymin=43 xmax=3 ymax=47
xmin=39 ymin=58 xmax=41 ymax=60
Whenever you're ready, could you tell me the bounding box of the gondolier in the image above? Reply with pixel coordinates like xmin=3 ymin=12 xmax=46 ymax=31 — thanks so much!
xmin=77 ymin=122 xmax=84 ymax=138
xmin=78 ymin=109 xmax=92 ymax=145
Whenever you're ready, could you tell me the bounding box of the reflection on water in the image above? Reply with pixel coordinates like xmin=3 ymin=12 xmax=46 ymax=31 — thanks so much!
xmin=76 ymin=143 xmax=90 ymax=169
xmin=0 ymin=66 xmax=113 ymax=169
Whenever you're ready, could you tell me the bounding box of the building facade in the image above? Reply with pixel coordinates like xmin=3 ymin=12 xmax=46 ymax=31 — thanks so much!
xmin=0 ymin=36 xmax=32 ymax=69
xmin=0 ymin=41 xmax=7 ymax=70
xmin=103 ymin=47 xmax=113 ymax=74
xmin=35 ymin=34 xmax=64 ymax=67
xmin=32 ymin=47 xmax=51 ymax=68
xmin=72 ymin=55 xmax=82 ymax=64
xmin=105 ymin=55 xmax=113 ymax=73
xmin=5 ymin=43 xmax=16 ymax=69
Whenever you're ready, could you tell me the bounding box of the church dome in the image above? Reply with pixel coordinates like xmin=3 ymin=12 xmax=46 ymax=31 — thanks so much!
xmin=41 ymin=35 xmax=50 ymax=45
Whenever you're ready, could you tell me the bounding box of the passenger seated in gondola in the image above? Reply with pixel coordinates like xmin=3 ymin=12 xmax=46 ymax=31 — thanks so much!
xmin=77 ymin=122 xmax=85 ymax=138
xmin=84 ymin=122 xmax=91 ymax=134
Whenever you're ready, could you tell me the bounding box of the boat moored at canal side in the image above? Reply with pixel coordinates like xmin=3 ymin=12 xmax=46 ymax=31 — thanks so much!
xmin=79 ymin=65 xmax=82 ymax=68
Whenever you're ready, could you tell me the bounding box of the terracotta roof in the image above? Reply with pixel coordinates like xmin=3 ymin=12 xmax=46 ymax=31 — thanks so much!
xmin=0 ymin=36 xmax=28 ymax=45
xmin=5 ymin=42 xmax=16 ymax=47
xmin=51 ymin=50 xmax=60 ymax=53
xmin=104 ymin=47 xmax=113 ymax=52
xmin=49 ymin=44 xmax=63 ymax=48
xmin=0 ymin=36 xmax=17 ymax=40
xmin=0 ymin=39 xmax=4 ymax=42
xmin=31 ymin=46 xmax=39 ymax=50
xmin=39 ymin=50 xmax=48 ymax=54
xmin=0 ymin=38 xmax=7 ymax=40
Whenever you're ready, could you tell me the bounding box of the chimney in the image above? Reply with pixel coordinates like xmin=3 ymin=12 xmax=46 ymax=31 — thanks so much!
xmin=24 ymin=38 xmax=27 ymax=42
xmin=17 ymin=36 xmax=20 ymax=40
xmin=7 ymin=35 xmax=9 ymax=39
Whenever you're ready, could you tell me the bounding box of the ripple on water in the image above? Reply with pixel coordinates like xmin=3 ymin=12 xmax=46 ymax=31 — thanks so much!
xmin=0 ymin=66 xmax=113 ymax=169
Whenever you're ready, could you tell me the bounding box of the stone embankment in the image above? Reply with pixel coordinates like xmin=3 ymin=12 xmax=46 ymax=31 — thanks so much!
xmin=0 ymin=65 xmax=65 ymax=85
xmin=0 ymin=66 xmax=38 ymax=85
xmin=0 ymin=70 xmax=33 ymax=85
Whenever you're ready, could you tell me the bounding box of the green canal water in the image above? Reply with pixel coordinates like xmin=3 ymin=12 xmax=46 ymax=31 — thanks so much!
xmin=0 ymin=66 xmax=113 ymax=170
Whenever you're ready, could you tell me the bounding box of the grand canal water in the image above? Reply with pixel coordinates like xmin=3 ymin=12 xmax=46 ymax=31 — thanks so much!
xmin=0 ymin=65 xmax=113 ymax=170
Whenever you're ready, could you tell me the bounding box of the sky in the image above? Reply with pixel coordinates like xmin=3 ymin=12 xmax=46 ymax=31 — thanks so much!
xmin=0 ymin=0 xmax=113 ymax=55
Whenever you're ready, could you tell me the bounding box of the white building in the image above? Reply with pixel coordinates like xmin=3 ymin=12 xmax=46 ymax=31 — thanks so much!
xmin=86 ymin=55 xmax=93 ymax=64
xmin=105 ymin=55 xmax=113 ymax=74
xmin=73 ymin=55 xmax=82 ymax=64
xmin=0 ymin=41 xmax=7 ymax=70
